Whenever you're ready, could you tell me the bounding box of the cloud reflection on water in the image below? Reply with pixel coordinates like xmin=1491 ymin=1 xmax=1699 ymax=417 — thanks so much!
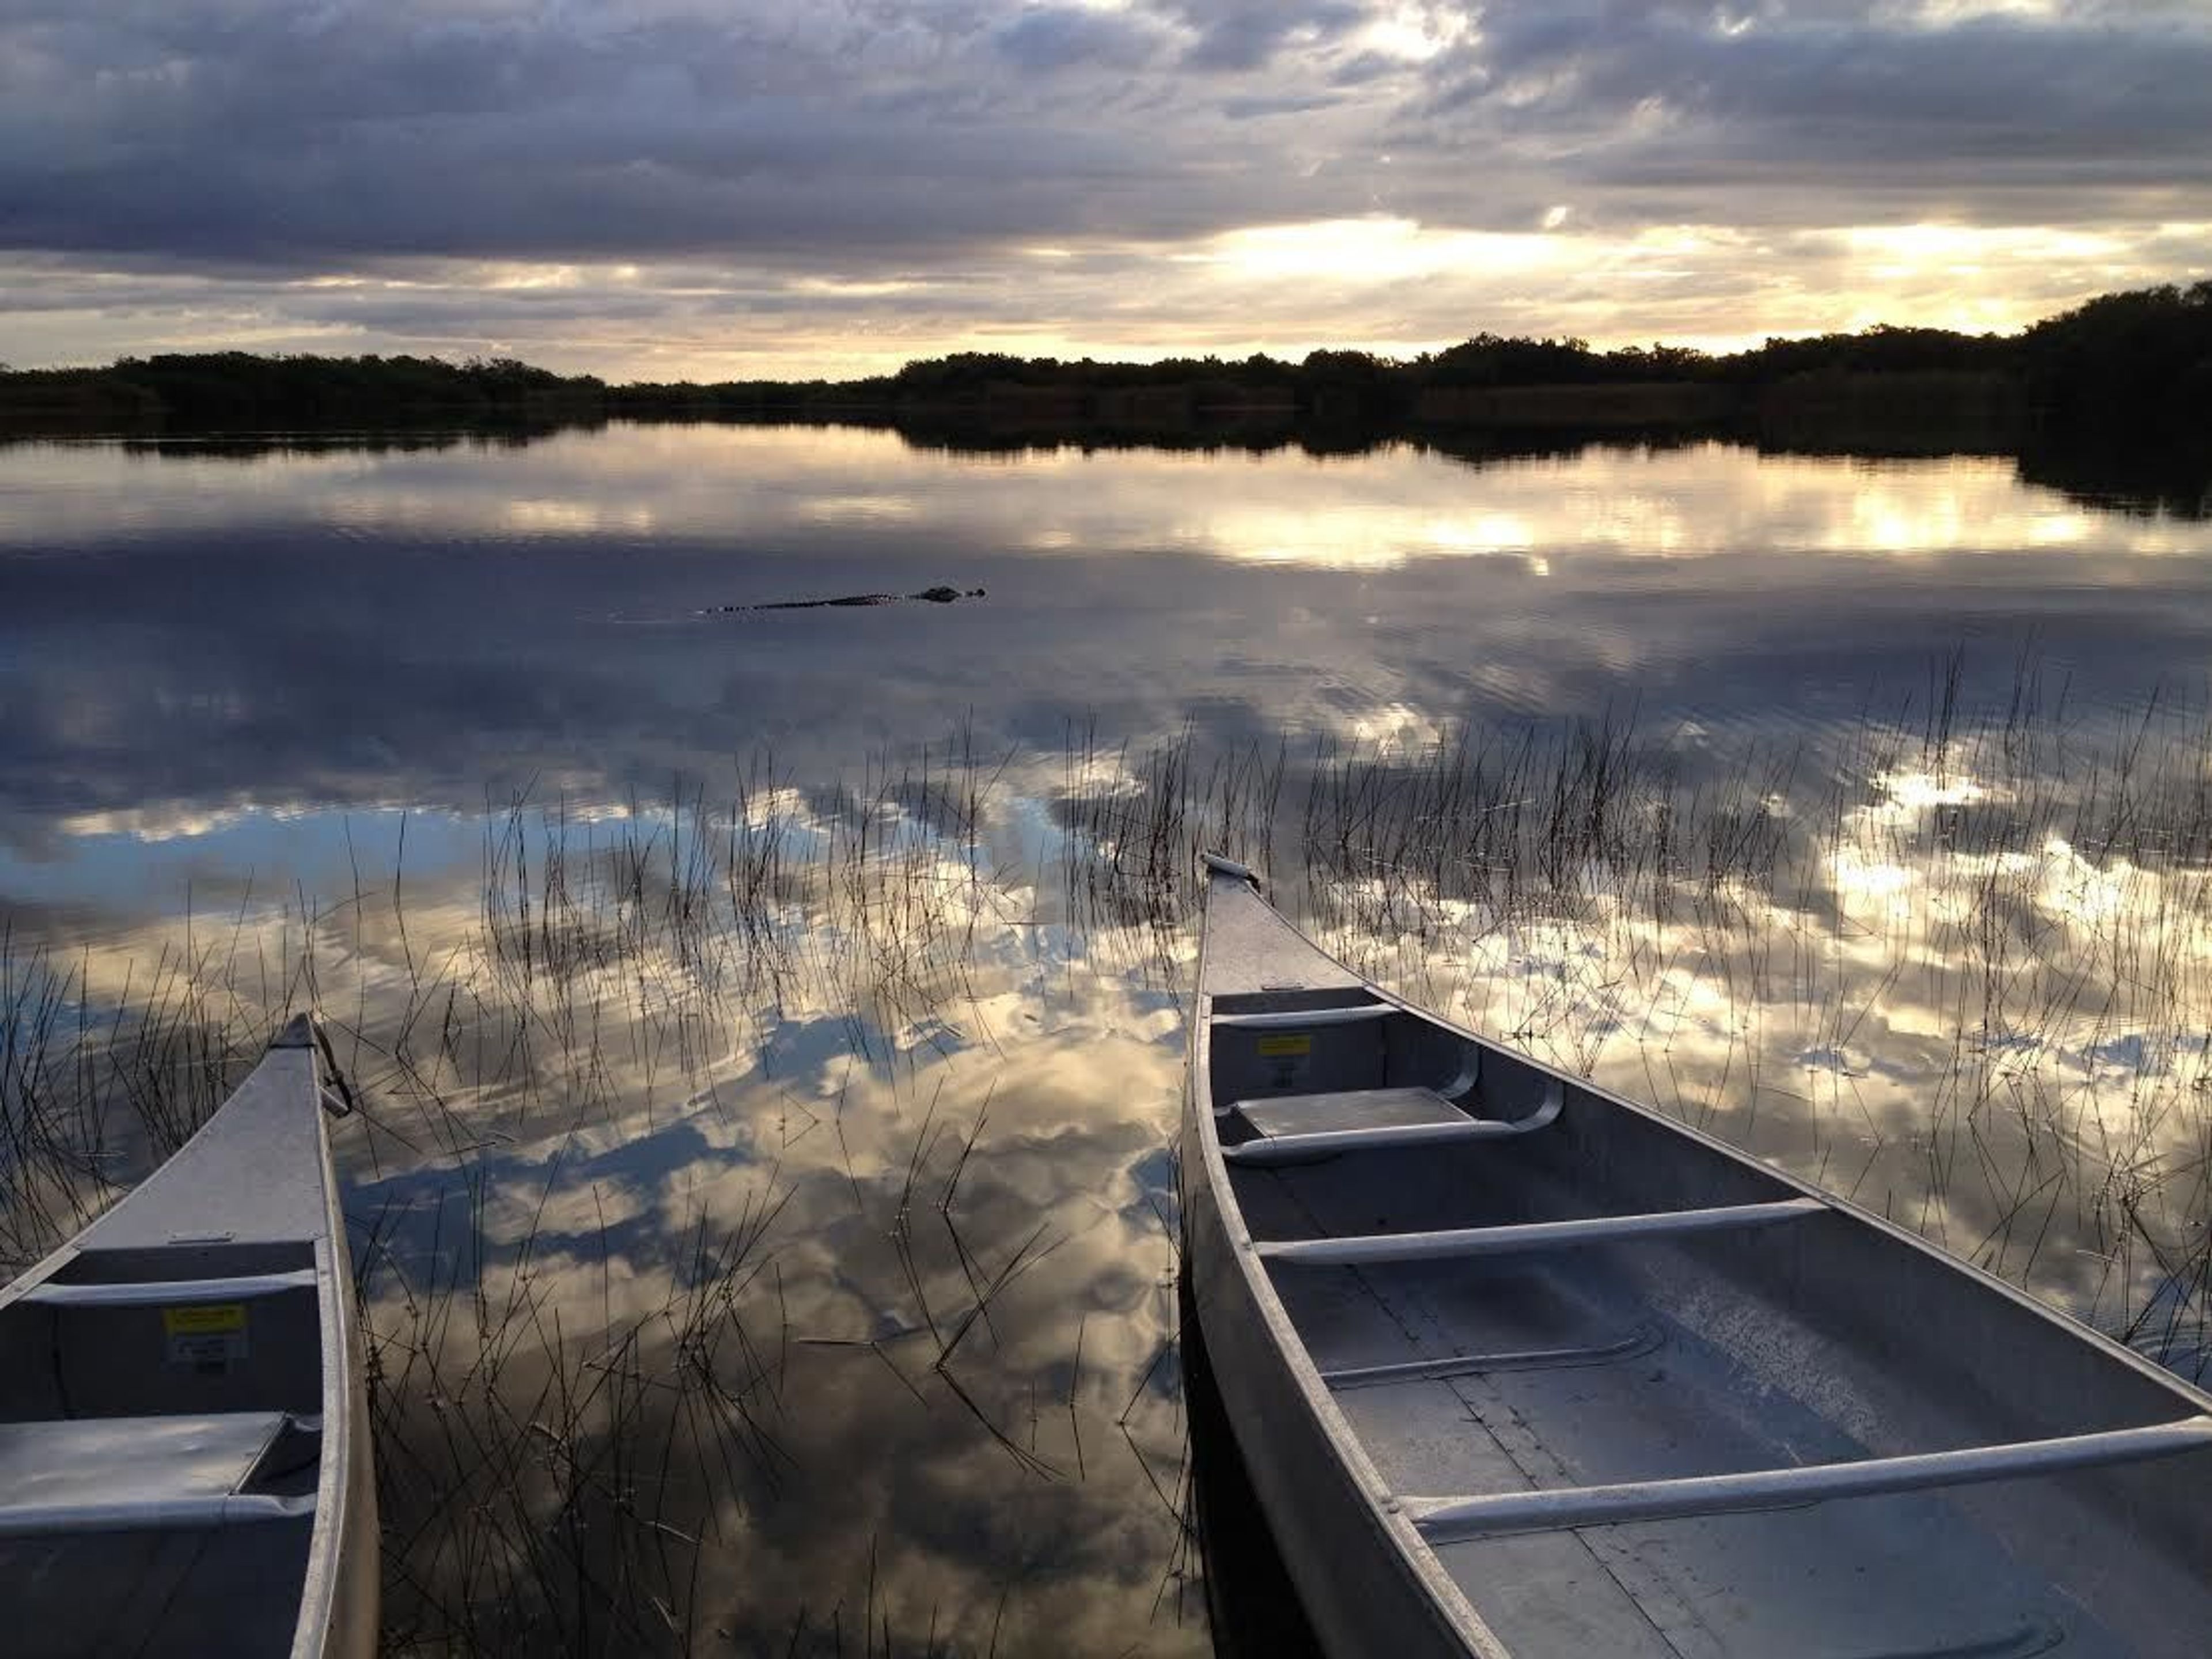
xmin=6 ymin=428 xmax=2212 ymax=1645
xmin=5 ymin=430 xmax=2212 ymax=885
xmin=9 ymin=429 xmax=2212 ymax=562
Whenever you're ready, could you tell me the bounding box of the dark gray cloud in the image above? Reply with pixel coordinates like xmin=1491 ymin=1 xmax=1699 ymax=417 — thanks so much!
xmin=1164 ymin=0 xmax=1368 ymax=72
xmin=6 ymin=0 xmax=2205 ymax=268
xmin=4 ymin=4 xmax=1186 ymax=262
xmin=1 ymin=1 xmax=2209 ymax=369
xmin=993 ymin=5 xmax=1168 ymax=72
xmin=1440 ymin=5 xmax=2212 ymax=179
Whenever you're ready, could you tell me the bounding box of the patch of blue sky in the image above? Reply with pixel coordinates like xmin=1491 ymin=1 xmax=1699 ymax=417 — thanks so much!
xmin=0 ymin=804 xmax=482 ymax=921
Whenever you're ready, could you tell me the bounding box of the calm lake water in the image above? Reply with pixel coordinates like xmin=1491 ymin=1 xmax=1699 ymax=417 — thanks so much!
xmin=3 ymin=424 xmax=2211 ymax=1654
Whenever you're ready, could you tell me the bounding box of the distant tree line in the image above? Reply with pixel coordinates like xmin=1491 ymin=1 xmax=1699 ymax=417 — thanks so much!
xmin=2 ymin=282 xmax=2206 ymax=443
xmin=0 ymin=351 xmax=603 ymax=427
xmin=2016 ymin=284 xmax=2212 ymax=434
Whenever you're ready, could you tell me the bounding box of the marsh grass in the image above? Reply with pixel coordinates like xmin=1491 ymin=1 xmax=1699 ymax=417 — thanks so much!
xmin=1053 ymin=674 xmax=2212 ymax=1376
xmin=4 ymin=670 xmax=2212 ymax=1650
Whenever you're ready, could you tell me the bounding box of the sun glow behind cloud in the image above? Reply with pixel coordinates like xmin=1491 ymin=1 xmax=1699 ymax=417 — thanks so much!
xmin=136 ymin=212 xmax=2181 ymax=384
xmin=285 ymin=216 xmax=2212 ymax=376
xmin=1354 ymin=2 xmax=1475 ymax=62
xmin=1194 ymin=217 xmax=1570 ymax=286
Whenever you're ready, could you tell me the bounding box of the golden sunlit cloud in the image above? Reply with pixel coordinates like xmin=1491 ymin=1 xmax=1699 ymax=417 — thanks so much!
xmin=1194 ymin=216 xmax=1571 ymax=285
xmin=7 ymin=199 xmax=2209 ymax=380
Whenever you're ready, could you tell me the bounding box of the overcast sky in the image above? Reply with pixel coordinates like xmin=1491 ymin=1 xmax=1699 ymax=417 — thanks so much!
xmin=3 ymin=0 xmax=2209 ymax=379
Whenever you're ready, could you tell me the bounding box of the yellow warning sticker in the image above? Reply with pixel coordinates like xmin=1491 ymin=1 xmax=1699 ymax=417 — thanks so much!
xmin=162 ymin=1303 xmax=245 ymax=1336
xmin=164 ymin=1302 xmax=249 ymax=1369
xmin=1256 ymin=1034 xmax=1312 ymax=1057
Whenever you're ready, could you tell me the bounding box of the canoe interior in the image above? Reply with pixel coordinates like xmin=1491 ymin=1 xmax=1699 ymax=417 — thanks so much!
xmin=0 ymin=1250 xmax=321 ymax=1657
xmin=0 ymin=1023 xmax=369 ymax=1659
xmin=0 ymin=1244 xmax=323 ymax=1418
xmin=0 ymin=1524 xmax=312 ymax=1657
xmin=1203 ymin=983 xmax=2212 ymax=1658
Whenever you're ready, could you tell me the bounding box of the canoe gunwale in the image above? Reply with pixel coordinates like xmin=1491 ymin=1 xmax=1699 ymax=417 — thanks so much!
xmin=300 ymin=1055 xmax=372 ymax=1659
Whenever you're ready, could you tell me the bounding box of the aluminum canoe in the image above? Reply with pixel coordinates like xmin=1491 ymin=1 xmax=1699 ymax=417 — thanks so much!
xmin=1183 ymin=854 xmax=2212 ymax=1659
xmin=0 ymin=1014 xmax=378 ymax=1658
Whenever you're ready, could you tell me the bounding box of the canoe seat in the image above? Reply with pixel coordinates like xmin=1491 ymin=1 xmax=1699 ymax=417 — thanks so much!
xmin=0 ymin=1412 xmax=316 ymax=1538
xmin=1235 ymin=1086 xmax=1467 ymax=1137
xmin=1224 ymin=1082 xmax=1563 ymax=1166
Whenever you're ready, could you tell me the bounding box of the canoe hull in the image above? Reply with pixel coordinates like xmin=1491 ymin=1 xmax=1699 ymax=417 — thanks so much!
xmin=1185 ymin=862 xmax=2212 ymax=1659
xmin=0 ymin=1017 xmax=377 ymax=1659
xmin=1183 ymin=1090 xmax=1494 ymax=1659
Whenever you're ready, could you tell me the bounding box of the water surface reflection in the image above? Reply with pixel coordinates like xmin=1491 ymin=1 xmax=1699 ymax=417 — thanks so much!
xmin=5 ymin=427 xmax=2212 ymax=1649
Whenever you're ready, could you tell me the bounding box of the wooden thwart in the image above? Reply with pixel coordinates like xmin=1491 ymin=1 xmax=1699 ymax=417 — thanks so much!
xmin=1407 ymin=1415 xmax=2212 ymax=1542
xmin=1257 ymin=1196 xmax=1825 ymax=1266
xmin=24 ymin=1269 xmax=319 ymax=1308
xmin=1213 ymin=1003 xmax=1396 ymax=1030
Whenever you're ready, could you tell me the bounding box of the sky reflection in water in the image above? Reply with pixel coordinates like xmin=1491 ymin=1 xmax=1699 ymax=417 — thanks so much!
xmin=3 ymin=426 xmax=2212 ymax=1650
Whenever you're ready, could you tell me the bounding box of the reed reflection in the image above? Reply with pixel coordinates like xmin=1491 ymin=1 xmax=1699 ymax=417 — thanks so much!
xmin=6 ymin=688 xmax=2212 ymax=1647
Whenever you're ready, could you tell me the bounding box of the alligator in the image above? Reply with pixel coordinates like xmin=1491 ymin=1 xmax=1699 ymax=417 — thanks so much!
xmin=701 ymin=585 xmax=984 ymax=615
